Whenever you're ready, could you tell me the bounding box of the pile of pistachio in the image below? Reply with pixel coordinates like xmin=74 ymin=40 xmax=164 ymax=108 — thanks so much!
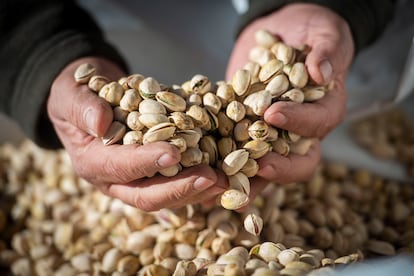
xmin=0 ymin=140 xmax=413 ymax=275
xmin=351 ymin=108 xmax=414 ymax=176
xmin=73 ymin=29 xmax=329 ymax=235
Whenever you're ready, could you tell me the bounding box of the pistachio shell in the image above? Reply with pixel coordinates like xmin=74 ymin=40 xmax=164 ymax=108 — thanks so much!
xmin=139 ymin=99 xmax=167 ymax=114
xmin=222 ymin=149 xmax=249 ymax=176
xmin=228 ymin=172 xmax=250 ymax=195
xmin=244 ymin=213 xmax=263 ymax=236
xmin=243 ymin=140 xmax=271 ymax=159
xmin=217 ymin=112 xmax=235 ymax=137
xmin=88 ymin=75 xmax=109 ymax=92
xmin=226 ymin=101 xmax=246 ymax=123
xmin=234 ymin=119 xmax=252 ymax=142
xmin=280 ymin=89 xmax=305 ymax=103
xmin=74 ymin=63 xmax=96 ymax=84
xmin=240 ymin=159 xmax=259 ymax=177
xmin=248 ymin=120 xmax=270 ymax=141
xmin=139 ymin=77 xmax=161 ymax=99
xmin=142 ymin=122 xmax=176 ymax=144
xmin=303 ymin=86 xmax=326 ymax=102
xmin=199 ymin=136 xmax=218 ymax=166
xmin=217 ymin=137 xmax=237 ymax=159
xmin=180 ymin=147 xmax=203 ymax=167
xmin=113 ymin=106 xmax=129 ymax=123
xmin=175 ymin=130 xmax=201 ymax=148
xmin=265 ymin=74 xmax=289 ymax=98
xmin=289 ymin=62 xmax=309 ymax=88
xmin=272 ymin=139 xmax=290 ymax=156
xmin=220 ymin=189 xmax=249 ymax=210
xmin=232 ymin=69 xmax=251 ymax=96
xmin=126 ymin=111 xmax=144 ymax=131
xmin=158 ymin=164 xmax=182 ymax=177
xmin=187 ymin=93 xmax=202 ymax=106
xmin=123 ymin=130 xmax=143 ymax=145
xmin=186 ymin=105 xmax=210 ymax=128
xmin=120 ymin=89 xmax=142 ymax=112
xmin=102 ymin=121 xmax=126 ymax=146
xmin=139 ymin=113 xmax=169 ymax=128
xmin=255 ymin=29 xmax=278 ymax=48
xmin=190 ymin=74 xmax=211 ymax=95
xmin=155 ymin=91 xmax=186 ymax=112
xmin=126 ymin=74 xmax=145 ymax=90
xmin=272 ymin=43 xmax=296 ymax=65
xmin=168 ymin=112 xmax=195 ymax=130
xmin=168 ymin=136 xmax=187 ymax=153
xmin=243 ymin=90 xmax=272 ymax=116
xmin=249 ymin=46 xmax=275 ymax=66
xmin=243 ymin=61 xmax=261 ymax=79
xmin=259 ymin=59 xmax=284 ymax=83
xmin=203 ymin=92 xmax=222 ymax=114
xmin=100 ymin=82 xmax=125 ymax=106
xmin=216 ymin=83 xmax=236 ymax=107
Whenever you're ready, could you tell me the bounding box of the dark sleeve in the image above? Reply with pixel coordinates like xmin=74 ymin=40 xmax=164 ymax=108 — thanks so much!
xmin=237 ymin=0 xmax=397 ymax=53
xmin=0 ymin=0 xmax=128 ymax=149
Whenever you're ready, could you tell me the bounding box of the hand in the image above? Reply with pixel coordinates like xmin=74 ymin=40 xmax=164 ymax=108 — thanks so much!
xmin=226 ymin=3 xmax=354 ymax=188
xmin=47 ymin=57 xmax=227 ymax=211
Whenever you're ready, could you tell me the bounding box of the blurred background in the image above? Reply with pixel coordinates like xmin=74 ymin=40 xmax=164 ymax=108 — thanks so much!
xmin=1 ymin=0 xmax=413 ymax=180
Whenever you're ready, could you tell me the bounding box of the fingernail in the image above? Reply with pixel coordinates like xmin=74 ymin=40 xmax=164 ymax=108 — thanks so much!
xmin=85 ymin=109 xmax=98 ymax=137
xmin=193 ymin=177 xmax=215 ymax=191
xmin=157 ymin=153 xmax=177 ymax=167
xmin=320 ymin=60 xmax=333 ymax=84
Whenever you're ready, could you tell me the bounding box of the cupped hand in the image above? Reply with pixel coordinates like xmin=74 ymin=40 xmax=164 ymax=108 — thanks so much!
xmin=47 ymin=57 xmax=227 ymax=212
xmin=226 ymin=3 xmax=355 ymax=191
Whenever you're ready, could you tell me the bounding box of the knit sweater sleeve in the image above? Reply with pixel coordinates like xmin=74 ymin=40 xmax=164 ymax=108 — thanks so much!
xmin=236 ymin=0 xmax=397 ymax=53
xmin=0 ymin=0 xmax=128 ymax=149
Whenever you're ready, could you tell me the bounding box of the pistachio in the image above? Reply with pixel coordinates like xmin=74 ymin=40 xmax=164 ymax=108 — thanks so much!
xmin=217 ymin=112 xmax=235 ymax=137
xmin=249 ymin=46 xmax=275 ymax=66
xmin=180 ymin=147 xmax=203 ymax=168
xmin=126 ymin=111 xmax=144 ymax=131
xmin=243 ymin=90 xmax=272 ymax=116
xmin=228 ymin=172 xmax=250 ymax=195
xmin=139 ymin=99 xmax=167 ymax=114
xmin=99 ymin=82 xmax=125 ymax=106
xmin=88 ymin=75 xmax=109 ymax=92
xmin=113 ymin=106 xmax=129 ymax=123
xmin=156 ymin=91 xmax=187 ymax=112
xmin=272 ymin=139 xmax=290 ymax=156
xmin=303 ymin=86 xmax=326 ymax=102
xmin=255 ymin=29 xmax=278 ymax=48
xmin=216 ymin=83 xmax=236 ymax=107
xmin=175 ymin=130 xmax=202 ymax=148
xmin=272 ymin=43 xmax=296 ymax=65
xmin=248 ymin=120 xmax=270 ymax=141
xmin=102 ymin=121 xmax=126 ymax=146
xmin=244 ymin=61 xmax=261 ymax=79
xmin=142 ymin=122 xmax=176 ymax=144
xmin=120 ymin=89 xmax=142 ymax=111
xmin=190 ymin=74 xmax=211 ymax=95
xmin=232 ymin=69 xmax=251 ymax=97
xmin=265 ymin=74 xmax=289 ymax=98
xmin=126 ymin=74 xmax=145 ymax=90
xmin=123 ymin=130 xmax=143 ymax=145
xmin=187 ymin=93 xmax=202 ymax=106
xmin=222 ymin=149 xmax=249 ymax=176
xmin=280 ymin=89 xmax=305 ymax=103
xmin=203 ymin=92 xmax=222 ymax=114
xmin=243 ymin=140 xmax=271 ymax=159
xmin=168 ymin=136 xmax=187 ymax=153
xmin=158 ymin=164 xmax=182 ymax=177
xmin=226 ymin=101 xmax=246 ymax=123
xmin=220 ymin=189 xmax=249 ymax=210
xmin=244 ymin=213 xmax=263 ymax=236
xmin=289 ymin=62 xmax=309 ymax=88
xmin=217 ymin=137 xmax=237 ymax=159
xmin=168 ymin=112 xmax=195 ymax=130
xmin=199 ymin=136 xmax=219 ymax=166
xmin=258 ymin=59 xmax=284 ymax=83
xmin=74 ymin=63 xmax=96 ymax=84
xmin=139 ymin=113 xmax=169 ymax=128
xmin=139 ymin=77 xmax=161 ymax=99
xmin=240 ymin=159 xmax=259 ymax=178
xmin=186 ymin=105 xmax=210 ymax=128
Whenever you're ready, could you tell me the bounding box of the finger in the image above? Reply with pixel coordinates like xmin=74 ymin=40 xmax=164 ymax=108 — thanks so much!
xmin=73 ymin=140 xmax=181 ymax=185
xmin=263 ymin=82 xmax=346 ymax=138
xmin=256 ymin=141 xmax=321 ymax=184
xmin=49 ymin=82 xmax=113 ymax=138
xmin=105 ymin=165 xmax=228 ymax=212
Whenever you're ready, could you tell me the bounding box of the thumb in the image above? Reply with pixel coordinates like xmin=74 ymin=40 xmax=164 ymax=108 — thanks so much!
xmin=305 ymin=43 xmax=334 ymax=85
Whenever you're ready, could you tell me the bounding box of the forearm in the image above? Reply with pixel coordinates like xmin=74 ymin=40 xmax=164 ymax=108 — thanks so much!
xmin=237 ymin=0 xmax=397 ymax=53
xmin=0 ymin=0 xmax=128 ymax=148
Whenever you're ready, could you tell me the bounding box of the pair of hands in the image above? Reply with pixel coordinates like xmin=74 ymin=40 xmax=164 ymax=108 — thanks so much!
xmin=47 ymin=3 xmax=354 ymax=212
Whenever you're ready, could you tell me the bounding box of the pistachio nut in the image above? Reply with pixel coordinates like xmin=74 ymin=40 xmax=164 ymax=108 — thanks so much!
xmin=168 ymin=136 xmax=187 ymax=153
xmin=122 ymin=130 xmax=143 ymax=145
xmin=203 ymin=92 xmax=222 ymax=114
xmin=303 ymin=86 xmax=326 ymax=102
xmin=88 ymin=75 xmax=109 ymax=92
xmin=244 ymin=61 xmax=261 ymax=79
xmin=139 ymin=113 xmax=169 ymax=128
xmin=248 ymin=120 xmax=270 ymax=141
xmin=258 ymin=59 xmax=284 ymax=83
xmin=142 ymin=122 xmax=176 ymax=144
xmin=217 ymin=111 xmax=235 ymax=137
xmin=187 ymin=93 xmax=202 ymax=106
xmin=280 ymin=88 xmax=305 ymax=103
xmin=217 ymin=137 xmax=237 ymax=159
xmin=265 ymin=74 xmax=289 ymax=98
xmin=199 ymin=136 xmax=219 ymax=166
xmin=168 ymin=112 xmax=195 ymax=130
xmin=138 ymin=77 xmax=161 ymax=99
xmin=120 ymin=89 xmax=142 ymax=112
xmin=190 ymin=74 xmax=211 ymax=95
xmin=243 ymin=140 xmax=271 ymax=159
xmin=244 ymin=213 xmax=263 ymax=236
xmin=220 ymin=189 xmax=249 ymax=210
xmin=222 ymin=149 xmax=249 ymax=176
xmin=102 ymin=121 xmax=126 ymax=146
xmin=216 ymin=83 xmax=236 ymax=107
xmin=243 ymin=90 xmax=272 ymax=116
xmin=175 ymin=130 xmax=201 ymax=148
xmin=289 ymin=62 xmax=309 ymax=88
xmin=233 ymin=118 xmax=252 ymax=142
xmin=126 ymin=111 xmax=144 ymax=131
xmin=155 ymin=91 xmax=186 ymax=112
xmin=158 ymin=164 xmax=182 ymax=177
xmin=232 ymin=69 xmax=251 ymax=97
xmin=249 ymin=46 xmax=275 ymax=66
xmin=74 ymin=63 xmax=96 ymax=84
xmin=186 ymin=105 xmax=210 ymax=128
xmin=113 ymin=106 xmax=129 ymax=123
xmin=180 ymin=147 xmax=203 ymax=168
xmin=272 ymin=43 xmax=296 ymax=65
xmin=228 ymin=172 xmax=250 ymax=195
xmin=255 ymin=29 xmax=278 ymax=48
xmin=240 ymin=158 xmax=259 ymax=177
xmin=139 ymin=99 xmax=167 ymax=115
xmin=99 ymin=82 xmax=124 ymax=106
xmin=126 ymin=74 xmax=145 ymax=90
xmin=226 ymin=101 xmax=246 ymax=123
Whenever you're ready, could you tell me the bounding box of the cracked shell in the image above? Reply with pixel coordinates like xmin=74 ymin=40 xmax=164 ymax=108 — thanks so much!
xmin=142 ymin=122 xmax=176 ymax=144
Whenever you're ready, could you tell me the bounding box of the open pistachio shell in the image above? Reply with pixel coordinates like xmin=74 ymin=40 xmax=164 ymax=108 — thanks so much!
xmin=142 ymin=122 xmax=176 ymax=144
xmin=155 ymin=91 xmax=186 ymax=112
xmin=222 ymin=149 xmax=249 ymax=176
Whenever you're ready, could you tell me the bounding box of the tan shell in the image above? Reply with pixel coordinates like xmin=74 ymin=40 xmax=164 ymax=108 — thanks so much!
xmin=74 ymin=63 xmax=96 ymax=84
xmin=168 ymin=136 xmax=187 ymax=153
xmin=158 ymin=164 xmax=182 ymax=177
xmin=220 ymin=189 xmax=249 ymax=210
xmin=258 ymin=59 xmax=284 ymax=83
xmin=244 ymin=213 xmax=263 ymax=236
xmin=199 ymin=136 xmax=218 ymax=166
xmin=304 ymin=86 xmax=326 ymax=102
xmin=139 ymin=113 xmax=169 ymax=128
xmin=102 ymin=121 xmax=126 ymax=146
xmin=120 ymin=89 xmax=142 ymax=112
xmin=226 ymin=101 xmax=246 ymax=123
xmin=280 ymin=88 xmax=305 ymax=103
xmin=168 ymin=112 xmax=194 ymax=130
xmin=187 ymin=93 xmax=202 ymax=106
xmin=243 ymin=90 xmax=272 ymax=116
xmin=248 ymin=120 xmax=270 ymax=141
xmin=99 ymin=82 xmax=125 ymax=106
xmin=175 ymin=130 xmax=202 ymax=148
xmin=222 ymin=149 xmax=249 ymax=176
xmin=243 ymin=61 xmax=261 ymax=79
xmin=180 ymin=147 xmax=203 ymax=168
xmin=190 ymin=74 xmax=211 ymax=95
xmin=272 ymin=43 xmax=296 ymax=65
xmin=155 ymin=91 xmax=186 ymax=112
xmin=139 ymin=99 xmax=167 ymax=115
xmin=255 ymin=29 xmax=278 ymax=48
xmin=243 ymin=140 xmax=271 ymax=159
xmin=216 ymin=83 xmax=236 ymax=107
xmin=272 ymin=139 xmax=290 ymax=156
xmin=228 ymin=172 xmax=250 ymax=195
xmin=113 ymin=106 xmax=129 ymax=123
xmin=126 ymin=74 xmax=145 ymax=90
xmin=88 ymin=75 xmax=109 ymax=92
xmin=186 ymin=105 xmax=210 ymax=128
xmin=266 ymin=74 xmax=290 ymax=98
xmin=203 ymin=92 xmax=222 ymax=114
xmin=142 ymin=122 xmax=176 ymax=144
xmin=233 ymin=118 xmax=252 ymax=142
xmin=289 ymin=62 xmax=309 ymax=88
xmin=126 ymin=111 xmax=145 ymax=131
xmin=217 ymin=137 xmax=237 ymax=159
xmin=240 ymin=158 xmax=259 ymax=177
xmin=232 ymin=69 xmax=251 ymax=97
xmin=139 ymin=77 xmax=161 ymax=99
xmin=249 ymin=46 xmax=275 ymax=66
xmin=122 ymin=130 xmax=143 ymax=145
xmin=217 ymin=112 xmax=234 ymax=137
